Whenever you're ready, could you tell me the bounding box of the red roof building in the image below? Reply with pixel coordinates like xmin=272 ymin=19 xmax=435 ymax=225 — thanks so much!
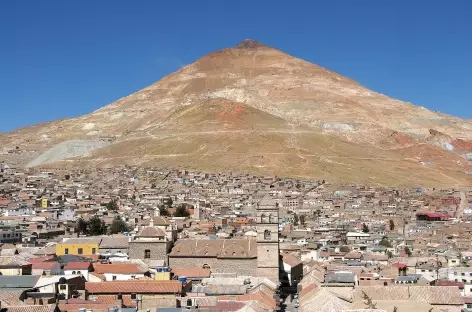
xmin=85 ymin=280 xmax=183 ymax=295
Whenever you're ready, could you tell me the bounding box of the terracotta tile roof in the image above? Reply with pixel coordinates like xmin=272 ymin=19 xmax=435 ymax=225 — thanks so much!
xmin=0 ymin=256 xmax=30 ymax=266
xmin=0 ymin=291 xmax=24 ymax=306
xmin=93 ymin=263 xmax=145 ymax=274
xmin=31 ymin=261 xmax=58 ymax=270
xmin=137 ymin=226 xmax=166 ymax=237
xmin=99 ymin=236 xmax=129 ymax=249
xmin=92 ymin=295 xmax=136 ymax=307
xmin=152 ymin=216 xmax=170 ymax=226
xmin=58 ymin=302 xmax=113 ymax=312
xmin=281 ymin=253 xmax=302 ymax=267
xmin=200 ymin=301 xmax=246 ymax=311
xmin=170 ymin=239 xmax=256 ymax=259
xmin=28 ymin=256 xmax=54 ymax=264
xmin=436 ymin=280 xmax=464 ymax=288
xmin=353 ymin=286 xmax=464 ymax=305
xmin=85 ymin=280 xmax=182 ymax=294
xmin=4 ymin=305 xmax=57 ymax=312
xmin=464 ymin=297 xmax=472 ymax=304
xmin=63 ymin=262 xmax=92 ymax=271
xmin=172 ymin=268 xmax=211 ymax=278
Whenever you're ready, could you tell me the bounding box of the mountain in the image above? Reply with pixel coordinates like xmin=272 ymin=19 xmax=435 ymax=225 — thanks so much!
xmin=1 ymin=39 xmax=471 ymax=187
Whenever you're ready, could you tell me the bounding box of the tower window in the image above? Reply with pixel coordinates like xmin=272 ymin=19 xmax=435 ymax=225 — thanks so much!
xmin=144 ymin=249 xmax=151 ymax=259
xmin=260 ymin=214 xmax=265 ymax=223
xmin=264 ymin=230 xmax=271 ymax=240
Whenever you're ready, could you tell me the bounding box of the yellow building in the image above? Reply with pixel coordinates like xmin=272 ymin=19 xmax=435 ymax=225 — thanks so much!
xmin=41 ymin=198 xmax=48 ymax=208
xmin=56 ymin=238 xmax=100 ymax=256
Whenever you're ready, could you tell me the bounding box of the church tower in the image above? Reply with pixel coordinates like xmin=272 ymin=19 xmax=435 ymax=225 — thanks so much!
xmin=256 ymin=197 xmax=280 ymax=284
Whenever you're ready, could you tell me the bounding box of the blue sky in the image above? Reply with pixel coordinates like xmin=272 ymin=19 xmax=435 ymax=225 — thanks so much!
xmin=1 ymin=0 xmax=471 ymax=132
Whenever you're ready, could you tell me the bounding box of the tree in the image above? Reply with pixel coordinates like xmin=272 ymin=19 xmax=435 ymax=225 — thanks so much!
xmin=387 ymin=251 xmax=393 ymax=259
xmin=159 ymin=205 xmax=170 ymax=216
xmin=174 ymin=205 xmax=190 ymax=218
xmin=404 ymin=246 xmax=412 ymax=257
xmin=340 ymin=246 xmax=350 ymax=252
xmin=293 ymin=213 xmax=299 ymax=226
xmin=362 ymin=223 xmax=369 ymax=233
xmin=379 ymin=237 xmax=393 ymax=248
xmin=107 ymin=199 xmax=118 ymax=211
xmin=163 ymin=197 xmax=173 ymax=207
xmin=88 ymin=215 xmax=107 ymax=235
xmin=75 ymin=218 xmax=88 ymax=237
xmin=109 ymin=218 xmax=130 ymax=234
xmin=299 ymin=215 xmax=306 ymax=226
xmin=389 ymin=219 xmax=395 ymax=231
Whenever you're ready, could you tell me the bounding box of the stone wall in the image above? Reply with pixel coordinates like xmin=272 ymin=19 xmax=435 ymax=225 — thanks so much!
xmin=257 ymin=243 xmax=279 ymax=268
xmin=169 ymin=257 xmax=257 ymax=276
xmin=129 ymin=241 xmax=170 ymax=264
xmin=257 ymin=267 xmax=279 ymax=284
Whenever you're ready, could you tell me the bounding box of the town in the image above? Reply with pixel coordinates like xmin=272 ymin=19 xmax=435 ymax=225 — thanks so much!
xmin=0 ymin=162 xmax=471 ymax=312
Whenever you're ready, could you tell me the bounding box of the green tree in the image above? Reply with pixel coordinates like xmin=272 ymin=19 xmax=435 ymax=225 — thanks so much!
xmin=159 ymin=205 xmax=170 ymax=216
xmin=340 ymin=246 xmax=350 ymax=252
xmin=107 ymin=199 xmax=119 ymax=211
xmin=75 ymin=218 xmax=88 ymax=237
xmin=174 ymin=205 xmax=190 ymax=218
xmin=293 ymin=213 xmax=299 ymax=226
xmin=389 ymin=219 xmax=395 ymax=231
xmin=163 ymin=197 xmax=173 ymax=207
xmin=109 ymin=218 xmax=130 ymax=234
xmin=404 ymin=246 xmax=412 ymax=257
xmin=299 ymin=215 xmax=306 ymax=226
xmin=88 ymin=215 xmax=107 ymax=235
xmin=362 ymin=223 xmax=369 ymax=233
xmin=379 ymin=237 xmax=393 ymax=248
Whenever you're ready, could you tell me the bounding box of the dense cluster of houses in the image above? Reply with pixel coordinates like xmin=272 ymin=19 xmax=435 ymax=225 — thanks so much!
xmin=0 ymin=162 xmax=471 ymax=312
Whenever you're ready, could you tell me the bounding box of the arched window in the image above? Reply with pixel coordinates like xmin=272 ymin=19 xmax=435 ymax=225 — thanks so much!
xmin=202 ymin=264 xmax=210 ymax=270
xmin=268 ymin=214 xmax=274 ymax=223
xmin=72 ymin=271 xmax=76 ymax=274
xmin=264 ymin=230 xmax=271 ymax=240
xmin=260 ymin=214 xmax=265 ymax=223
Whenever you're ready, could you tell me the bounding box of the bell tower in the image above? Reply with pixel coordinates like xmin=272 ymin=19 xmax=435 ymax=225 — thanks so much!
xmin=256 ymin=197 xmax=280 ymax=284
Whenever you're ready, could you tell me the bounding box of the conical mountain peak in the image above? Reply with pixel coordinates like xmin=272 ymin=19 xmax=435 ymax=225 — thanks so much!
xmin=234 ymin=39 xmax=270 ymax=50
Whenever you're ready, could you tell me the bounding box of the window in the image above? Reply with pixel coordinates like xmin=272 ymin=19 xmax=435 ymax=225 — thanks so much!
xmin=112 ymin=276 xmax=117 ymax=281
xmin=202 ymin=264 xmax=210 ymax=269
xmin=264 ymin=230 xmax=271 ymax=240
xmin=463 ymin=279 xmax=467 ymax=283
xmin=144 ymin=249 xmax=151 ymax=259
xmin=72 ymin=271 xmax=76 ymax=274
xmin=65 ymin=248 xmax=69 ymax=255
xmin=92 ymin=248 xmax=96 ymax=254
xmin=131 ymin=275 xmax=136 ymax=279
xmin=78 ymin=248 xmax=83 ymax=255
xmin=462 ymin=273 xmax=466 ymax=276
